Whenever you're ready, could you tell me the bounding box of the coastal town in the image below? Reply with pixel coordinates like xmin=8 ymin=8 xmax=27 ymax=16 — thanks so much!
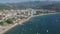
xmin=0 ymin=8 xmax=56 ymax=34
xmin=0 ymin=0 xmax=60 ymax=34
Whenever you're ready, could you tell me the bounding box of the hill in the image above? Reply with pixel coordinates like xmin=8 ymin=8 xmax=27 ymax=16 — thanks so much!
xmin=0 ymin=1 xmax=60 ymax=11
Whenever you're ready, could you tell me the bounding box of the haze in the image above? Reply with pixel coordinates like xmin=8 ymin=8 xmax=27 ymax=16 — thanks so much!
xmin=0 ymin=0 xmax=60 ymax=3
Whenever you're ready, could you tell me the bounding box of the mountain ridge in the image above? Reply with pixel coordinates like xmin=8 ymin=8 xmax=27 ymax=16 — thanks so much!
xmin=0 ymin=1 xmax=60 ymax=10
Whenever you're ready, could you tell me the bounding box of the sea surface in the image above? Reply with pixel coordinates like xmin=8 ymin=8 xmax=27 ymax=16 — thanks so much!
xmin=4 ymin=13 xmax=60 ymax=34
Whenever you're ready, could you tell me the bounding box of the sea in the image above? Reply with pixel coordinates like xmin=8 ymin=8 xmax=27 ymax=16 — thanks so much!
xmin=4 ymin=13 xmax=60 ymax=34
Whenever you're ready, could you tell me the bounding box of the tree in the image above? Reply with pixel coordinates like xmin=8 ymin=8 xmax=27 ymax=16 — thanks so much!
xmin=0 ymin=21 xmax=4 ymax=25
xmin=17 ymin=13 xmax=20 ymax=15
xmin=6 ymin=18 xmax=14 ymax=24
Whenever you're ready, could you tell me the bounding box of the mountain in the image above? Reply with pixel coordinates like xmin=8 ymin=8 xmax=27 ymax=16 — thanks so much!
xmin=0 ymin=1 xmax=60 ymax=10
xmin=5 ymin=1 xmax=49 ymax=9
xmin=0 ymin=3 xmax=11 ymax=10
xmin=41 ymin=2 xmax=60 ymax=12
xmin=5 ymin=1 xmax=60 ymax=9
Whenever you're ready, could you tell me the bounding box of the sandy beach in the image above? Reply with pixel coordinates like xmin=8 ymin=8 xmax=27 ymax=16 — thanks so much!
xmin=0 ymin=23 xmax=18 ymax=34
xmin=0 ymin=18 xmax=30 ymax=34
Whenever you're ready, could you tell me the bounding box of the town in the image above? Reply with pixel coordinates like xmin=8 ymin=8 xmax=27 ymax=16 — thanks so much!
xmin=0 ymin=0 xmax=60 ymax=34
xmin=0 ymin=8 xmax=56 ymax=34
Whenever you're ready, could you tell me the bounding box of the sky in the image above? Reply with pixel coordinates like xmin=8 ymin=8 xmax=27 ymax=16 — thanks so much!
xmin=0 ymin=0 xmax=60 ymax=3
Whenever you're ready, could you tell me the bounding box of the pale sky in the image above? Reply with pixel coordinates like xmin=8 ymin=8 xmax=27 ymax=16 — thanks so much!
xmin=0 ymin=0 xmax=60 ymax=3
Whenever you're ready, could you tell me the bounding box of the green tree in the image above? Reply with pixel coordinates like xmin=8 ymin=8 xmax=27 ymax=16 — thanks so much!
xmin=6 ymin=18 xmax=14 ymax=24
xmin=0 ymin=21 xmax=4 ymax=25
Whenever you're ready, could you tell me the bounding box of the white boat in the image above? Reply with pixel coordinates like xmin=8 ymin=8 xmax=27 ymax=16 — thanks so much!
xmin=46 ymin=30 xmax=48 ymax=32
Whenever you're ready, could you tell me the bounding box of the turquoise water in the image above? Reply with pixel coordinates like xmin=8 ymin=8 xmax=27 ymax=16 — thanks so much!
xmin=4 ymin=13 xmax=60 ymax=34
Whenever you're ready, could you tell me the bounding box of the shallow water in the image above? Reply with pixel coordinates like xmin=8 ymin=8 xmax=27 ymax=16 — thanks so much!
xmin=4 ymin=13 xmax=60 ymax=34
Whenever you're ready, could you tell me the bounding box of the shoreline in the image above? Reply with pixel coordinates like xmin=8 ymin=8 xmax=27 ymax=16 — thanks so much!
xmin=0 ymin=23 xmax=18 ymax=34
xmin=0 ymin=13 xmax=57 ymax=34
xmin=1 ymin=18 xmax=30 ymax=34
xmin=30 ymin=13 xmax=57 ymax=18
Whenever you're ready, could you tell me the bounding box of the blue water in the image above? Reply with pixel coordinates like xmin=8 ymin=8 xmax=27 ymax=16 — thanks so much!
xmin=4 ymin=13 xmax=60 ymax=34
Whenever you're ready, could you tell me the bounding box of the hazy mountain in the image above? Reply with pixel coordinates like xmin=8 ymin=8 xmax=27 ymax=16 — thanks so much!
xmin=0 ymin=1 xmax=60 ymax=10
xmin=0 ymin=3 xmax=11 ymax=10
xmin=5 ymin=1 xmax=49 ymax=9
xmin=41 ymin=2 xmax=60 ymax=12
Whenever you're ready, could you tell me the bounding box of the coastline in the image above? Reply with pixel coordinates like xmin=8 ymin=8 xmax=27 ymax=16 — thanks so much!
xmin=0 ymin=23 xmax=18 ymax=34
xmin=0 ymin=18 xmax=30 ymax=34
xmin=30 ymin=13 xmax=57 ymax=18
xmin=0 ymin=13 xmax=57 ymax=34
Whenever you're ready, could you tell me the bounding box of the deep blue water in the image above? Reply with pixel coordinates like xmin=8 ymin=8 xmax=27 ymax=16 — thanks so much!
xmin=4 ymin=13 xmax=60 ymax=34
